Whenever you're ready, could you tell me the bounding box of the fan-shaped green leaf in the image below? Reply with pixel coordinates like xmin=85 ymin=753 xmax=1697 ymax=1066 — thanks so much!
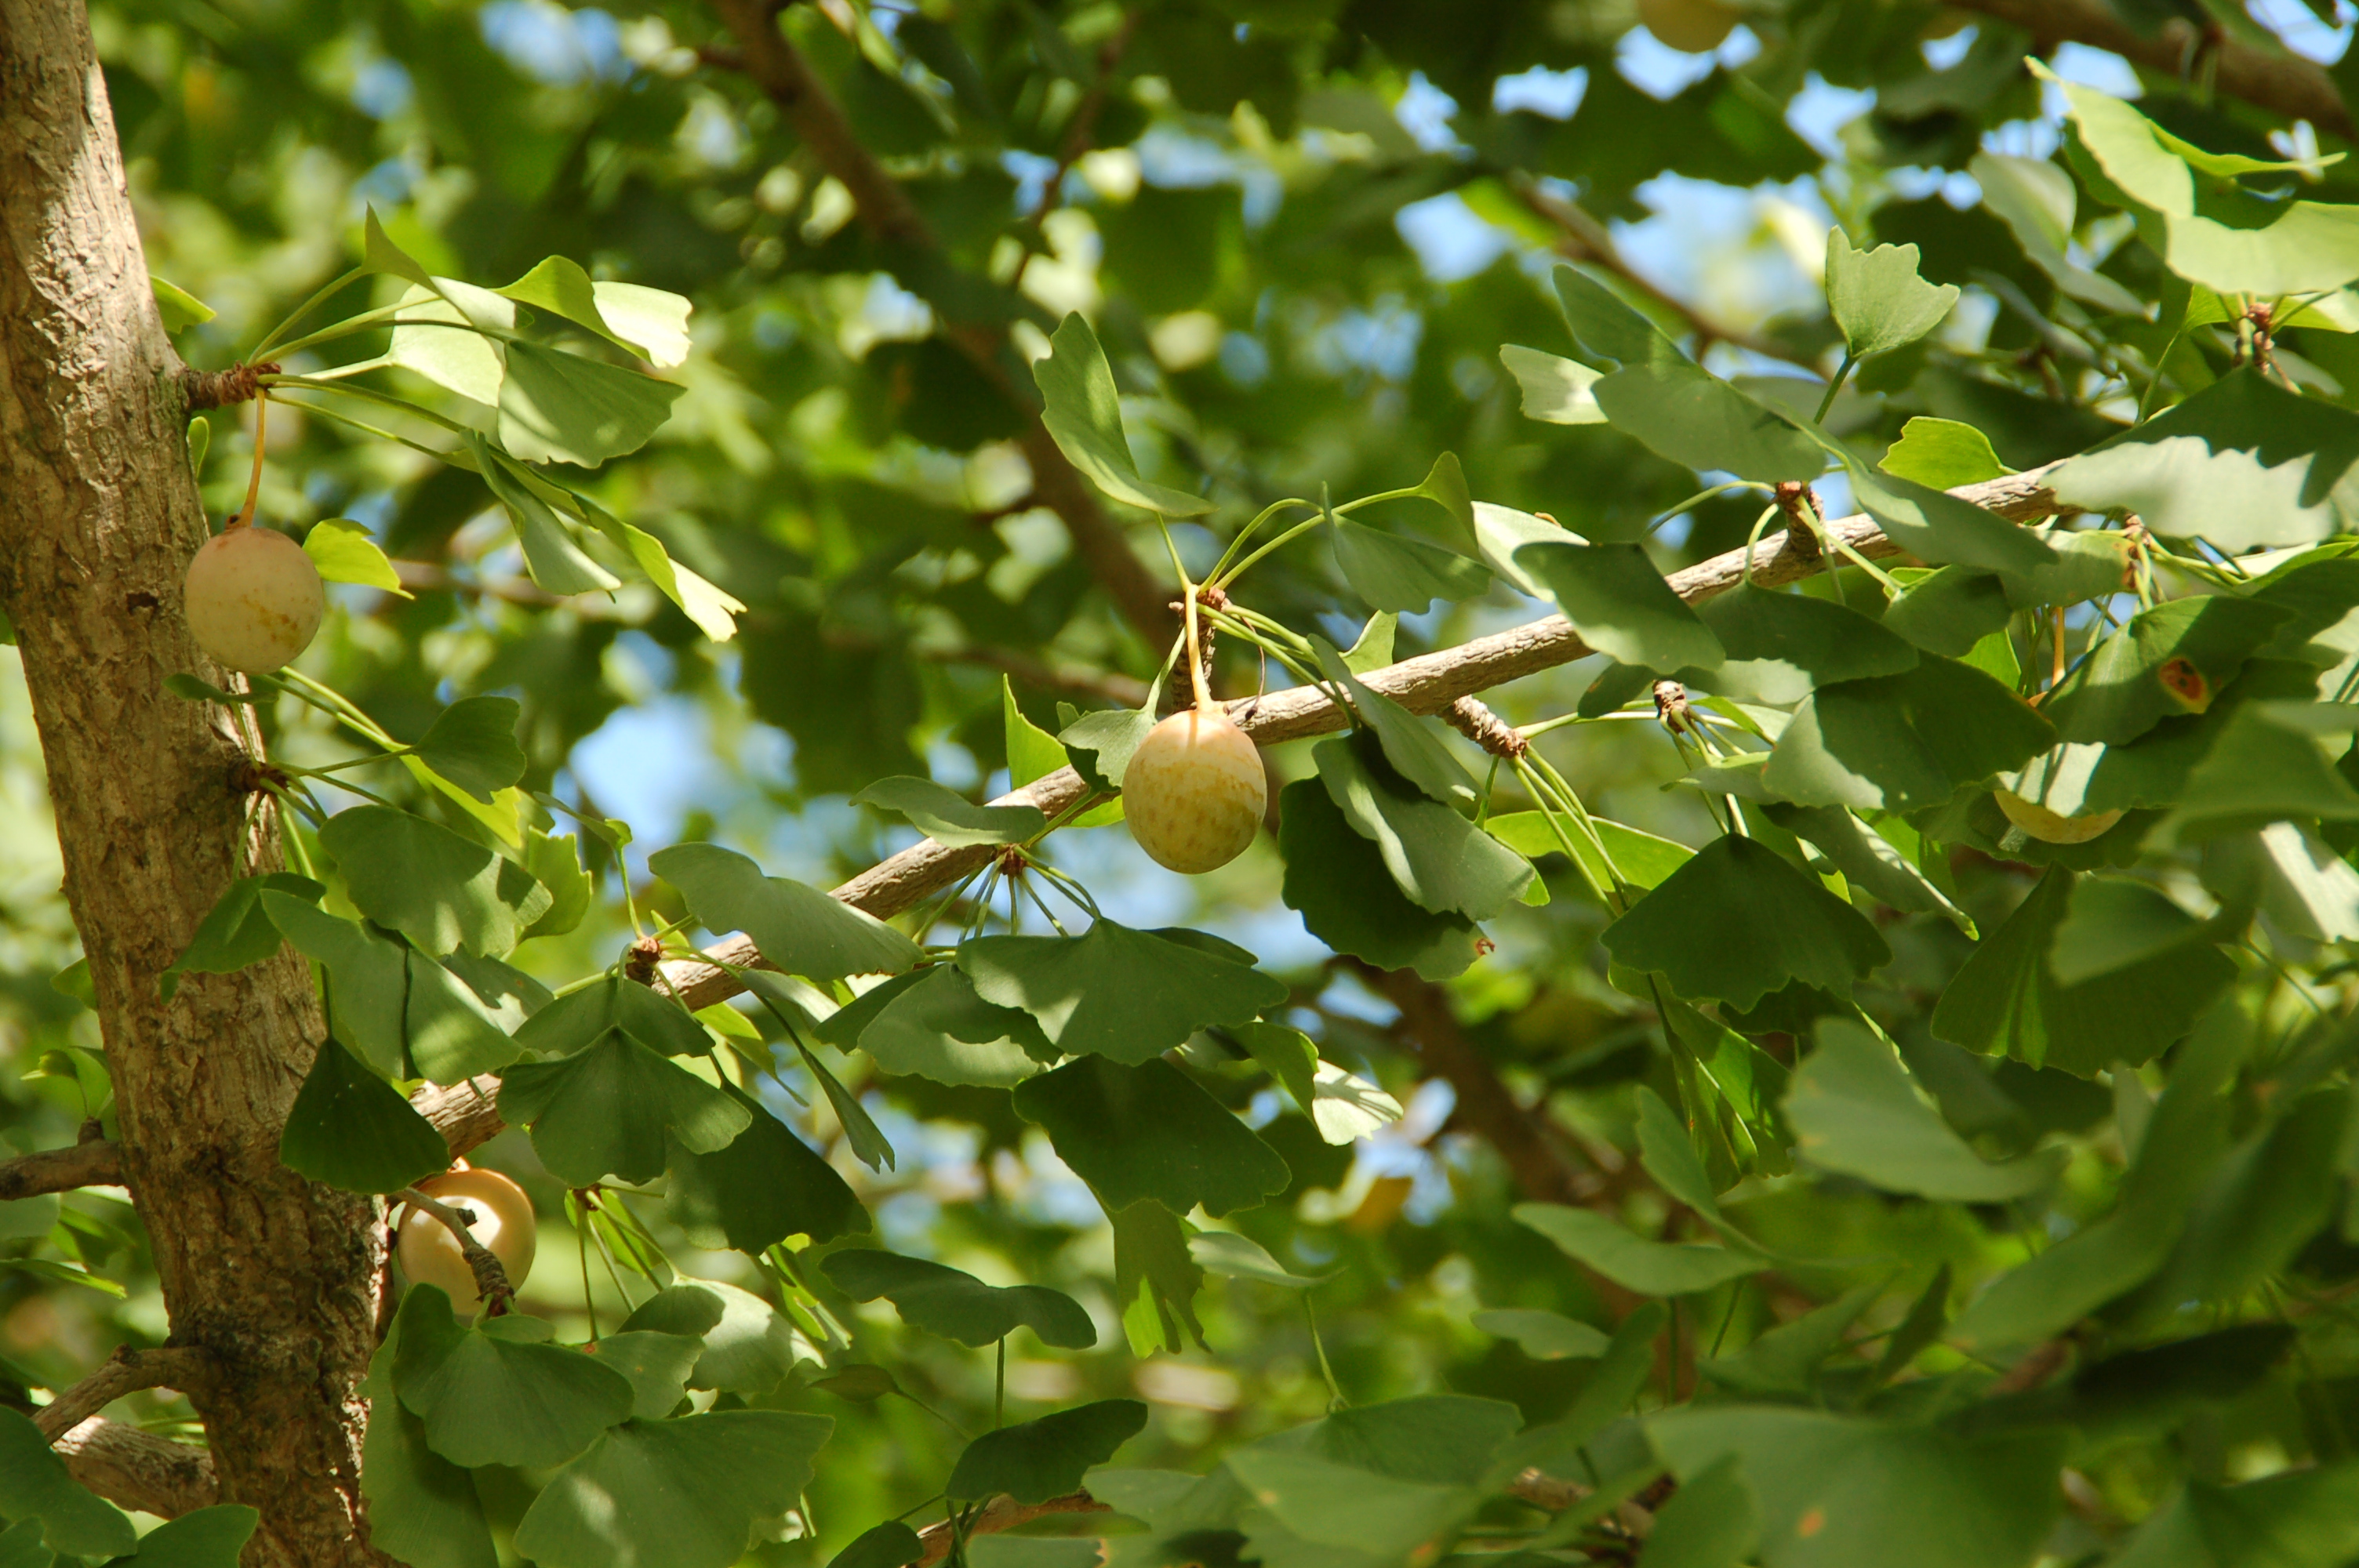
xmin=1013 ymin=1056 xmax=1290 ymax=1218
xmin=620 ymin=1277 xmax=805 ymax=1394
xmin=1515 ymin=540 xmax=1724 ymax=671
xmin=162 ymin=872 xmax=319 ymax=1000
xmin=2043 ymin=594 xmax=2292 ymax=746
xmin=1593 ymin=360 xmax=1827 ymax=484
xmin=1332 ymin=518 xmax=1492 ymax=614
xmin=1513 ymin=1202 xmax=1767 ymax=1294
xmin=1847 ymin=462 xmax=2058 ymax=575
xmin=1971 ymin=151 xmax=2147 ymax=314
xmin=850 ymin=777 xmax=1047 ymax=847
xmin=849 ymin=963 xmax=1052 ymax=1087
xmin=827 ymin=1523 xmax=925 ymax=1568
xmin=958 ymin=922 xmax=1285 ymax=1065
xmin=260 ymin=894 xmax=408 ymax=1078
xmin=1032 ymin=314 xmax=1211 ymax=517
xmin=1932 ymin=866 xmax=2234 ymax=1077
xmin=665 ymin=1089 xmax=868 ymax=1251
xmin=104 ymin=1507 xmax=260 ymax=1567
xmin=1190 ymin=1229 xmax=1333 ymax=1289
xmin=1311 ymin=639 xmax=1475 ymax=809
xmin=1648 ymin=1408 xmax=2065 ymax=1568
xmin=649 ymin=843 xmax=923 ymax=981
xmin=820 ymin=1249 xmax=1096 ymax=1348
xmin=580 ymin=1331 xmax=703 ymax=1423
xmin=1552 ymin=264 xmax=1680 ymax=368
xmin=387 ymin=281 xmax=510 ymax=405
xmin=2047 ymin=372 xmax=2359 ymax=552
xmin=1765 ymin=655 xmax=2055 ymax=813
xmin=1470 ymin=1309 xmax=1612 ymax=1361
xmin=1826 ymin=230 xmax=1958 ymax=358
xmin=304 ymin=520 xmax=407 ymax=595
xmin=1601 ymin=835 xmax=1891 ymax=1009
xmin=279 ymin=1036 xmax=449 ymax=1195
xmin=1880 ymin=417 xmax=2013 ymax=490
xmin=1683 ymin=584 xmax=1916 ymax=703
xmin=513 ymin=1411 xmax=834 ymax=1568
xmin=1060 ymin=706 xmax=1158 ymax=796
xmin=362 ymin=1355 xmax=495 ymax=1568
xmin=1761 ymin=804 xmax=1970 ymax=929
xmin=391 ymin=1287 xmax=632 ymax=1468
xmin=2106 ymin=1458 xmax=2359 ymax=1568
xmin=414 ymin=697 xmax=526 ymax=803
xmin=1277 ymin=779 xmax=1479 ymax=979
xmin=497 ymin=339 xmax=682 ymax=468
xmin=1312 ymin=736 xmax=1533 ymax=920
xmin=1882 ymin=565 xmax=2012 ymax=655
xmin=498 ymin=1032 xmax=750 ymax=1185
xmin=319 ymin=807 xmax=549 ymax=958
xmin=0 ymin=1408 xmax=136 ymax=1559
xmin=1787 ymin=1020 xmax=2066 ymax=1200
xmin=1498 ymin=344 xmax=1602 ymax=424
xmin=947 ymin=1400 xmax=1149 ymax=1503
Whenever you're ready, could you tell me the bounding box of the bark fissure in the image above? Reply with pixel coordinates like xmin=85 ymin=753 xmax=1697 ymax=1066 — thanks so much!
xmin=0 ymin=3 xmax=391 ymax=1560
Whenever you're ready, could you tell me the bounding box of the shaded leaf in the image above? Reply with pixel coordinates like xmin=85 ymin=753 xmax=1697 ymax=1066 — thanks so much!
xmin=473 ymin=436 xmax=618 ymax=593
xmin=279 ymin=1036 xmax=450 ymax=1196
xmin=512 ymin=1411 xmax=834 ymax=1568
xmin=1514 ymin=1202 xmax=1766 ymax=1295
xmin=0 ymin=1407 xmax=136 ymax=1558
xmin=499 ymin=1032 xmax=751 ymax=1185
xmin=1277 ymin=778 xmax=1479 ymax=979
xmin=1601 ymin=835 xmax=1891 ymax=1009
xmin=319 ymin=806 xmax=549 ymax=958
xmin=1845 ymin=463 xmax=2058 ymax=575
xmin=1060 ymin=706 xmax=1158 ymax=797
xmin=1311 ymin=639 xmax=1474 ymax=809
xmin=1313 ymin=735 xmax=1533 ymax=920
xmin=260 ymin=894 xmax=408 ymax=1078
xmin=497 ymin=339 xmax=682 ymax=468
xmin=415 ymin=697 xmax=526 ymax=803
xmin=161 ymin=872 xmax=321 ymax=1000
xmin=665 ymin=1090 xmax=868 ymax=1251
xmin=391 ymin=1286 xmax=633 ymax=1468
xmin=1765 ymin=655 xmax=2055 ymax=813
xmin=820 ymin=1249 xmax=1095 ymax=1348
xmin=852 ymin=963 xmax=1053 ymax=1087
xmin=585 ymin=1331 xmax=703 ymax=1422
xmin=1787 ymin=1020 xmax=2066 ymax=1200
xmin=947 ymin=1400 xmax=1149 ymax=1503
xmin=1515 ymin=540 xmax=1724 ymax=671
xmin=620 ymin=1277 xmax=805 ymax=1395
xmin=1932 ymin=866 xmax=2235 ymax=1077
xmin=958 ymin=922 xmax=1285 ymax=1065
xmin=1013 ymin=1056 xmax=1290 ymax=1218
xmin=1684 ymin=584 xmax=1916 ymax=704
xmin=1470 ymin=1309 xmax=1612 ymax=1361
xmin=1332 ymin=518 xmax=1492 ymax=615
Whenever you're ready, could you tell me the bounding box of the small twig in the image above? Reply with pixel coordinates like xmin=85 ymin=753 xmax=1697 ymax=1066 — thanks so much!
xmin=397 ymin=1186 xmax=516 ymax=1314
xmin=1444 ymin=695 xmax=1528 ymax=760
xmin=181 ymin=361 xmax=279 ymax=411
xmin=35 ymin=1345 xmax=216 ymax=1440
xmin=0 ymin=1138 xmax=123 ymax=1201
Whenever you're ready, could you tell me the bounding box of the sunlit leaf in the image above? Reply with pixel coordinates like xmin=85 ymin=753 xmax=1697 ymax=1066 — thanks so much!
xmin=1032 ymin=314 xmax=1211 ymax=517
xmin=649 ymin=843 xmax=924 ymax=981
xmin=1826 ymin=229 xmax=1957 ymax=358
xmin=1013 ymin=1056 xmax=1290 ymax=1218
xmin=1601 ymin=835 xmax=1891 ymax=1009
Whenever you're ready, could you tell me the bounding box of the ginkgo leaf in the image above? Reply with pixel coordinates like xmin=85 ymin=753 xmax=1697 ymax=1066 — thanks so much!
xmin=1826 ymin=230 xmax=1958 ymax=359
xmin=946 ymin=1400 xmax=1148 ymax=1503
xmin=391 ymin=1286 xmax=633 ymax=1468
xmin=1514 ymin=1203 xmax=1767 ymax=1294
xmin=1515 ymin=539 xmax=1724 ymax=671
xmin=820 ymin=1249 xmax=1096 ymax=1348
xmin=958 ymin=922 xmax=1285 ymax=1065
xmin=513 ymin=1411 xmax=834 ymax=1568
xmin=1601 ymin=835 xmax=1891 ymax=1009
xmin=1032 ymin=314 xmax=1211 ymax=517
xmin=1012 ymin=1055 xmax=1291 ymax=1218
xmin=1787 ymin=1020 xmax=2066 ymax=1200
xmin=649 ymin=843 xmax=923 ymax=981
xmin=498 ymin=1032 xmax=751 ymax=1185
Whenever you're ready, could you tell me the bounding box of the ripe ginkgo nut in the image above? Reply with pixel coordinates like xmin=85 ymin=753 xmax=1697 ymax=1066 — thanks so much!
xmin=182 ymin=526 xmax=324 ymax=673
xmin=396 ymin=1167 xmax=537 ymax=1315
xmin=1637 ymin=0 xmax=1742 ymax=53
xmin=1995 ymin=790 xmax=2125 ymax=845
xmin=1122 ymin=705 xmax=1267 ymax=874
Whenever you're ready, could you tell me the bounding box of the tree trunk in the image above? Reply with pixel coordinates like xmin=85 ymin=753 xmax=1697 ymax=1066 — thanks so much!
xmin=0 ymin=3 xmax=388 ymax=1563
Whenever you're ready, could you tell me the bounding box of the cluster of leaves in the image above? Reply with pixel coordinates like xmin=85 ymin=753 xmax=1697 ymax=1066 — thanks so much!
xmin=27 ymin=2 xmax=2359 ymax=1567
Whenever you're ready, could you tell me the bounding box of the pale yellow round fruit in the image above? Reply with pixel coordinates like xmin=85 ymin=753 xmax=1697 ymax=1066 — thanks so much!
xmin=1995 ymin=790 xmax=2125 ymax=845
xmin=182 ymin=526 xmax=324 ymax=674
xmin=1121 ymin=705 xmax=1267 ymax=874
xmin=1637 ymin=0 xmax=1742 ymax=53
xmin=396 ymin=1167 xmax=537 ymax=1315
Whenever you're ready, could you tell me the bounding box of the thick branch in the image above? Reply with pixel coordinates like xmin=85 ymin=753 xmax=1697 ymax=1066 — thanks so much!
xmin=1946 ymin=0 xmax=2352 ymax=143
xmin=53 ymin=1417 xmax=218 ymax=1519
xmin=413 ymin=1074 xmax=505 ymax=1162
xmin=655 ymin=463 xmax=2063 ymax=1009
xmin=0 ymin=1138 xmax=122 ymax=1200
xmin=36 ymin=1344 xmax=215 ymax=1440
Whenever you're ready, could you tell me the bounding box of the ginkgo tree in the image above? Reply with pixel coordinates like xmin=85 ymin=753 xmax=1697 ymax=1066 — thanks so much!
xmin=13 ymin=1 xmax=2359 ymax=1567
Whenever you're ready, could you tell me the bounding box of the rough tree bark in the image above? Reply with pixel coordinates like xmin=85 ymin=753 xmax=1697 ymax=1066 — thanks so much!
xmin=0 ymin=3 xmax=391 ymax=1563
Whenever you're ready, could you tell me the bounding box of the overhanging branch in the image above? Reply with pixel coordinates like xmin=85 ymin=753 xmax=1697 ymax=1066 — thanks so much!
xmin=36 ymin=1344 xmax=215 ymax=1440
xmin=1944 ymin=0 xmax=2352 ymax=143
xmin=657 ymin=463 xmax=2063 ymax=1010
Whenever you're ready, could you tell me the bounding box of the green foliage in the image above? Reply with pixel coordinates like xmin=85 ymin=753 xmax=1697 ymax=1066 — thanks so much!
xmin=33 ymin=9 xmax=2359 ymax=1568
